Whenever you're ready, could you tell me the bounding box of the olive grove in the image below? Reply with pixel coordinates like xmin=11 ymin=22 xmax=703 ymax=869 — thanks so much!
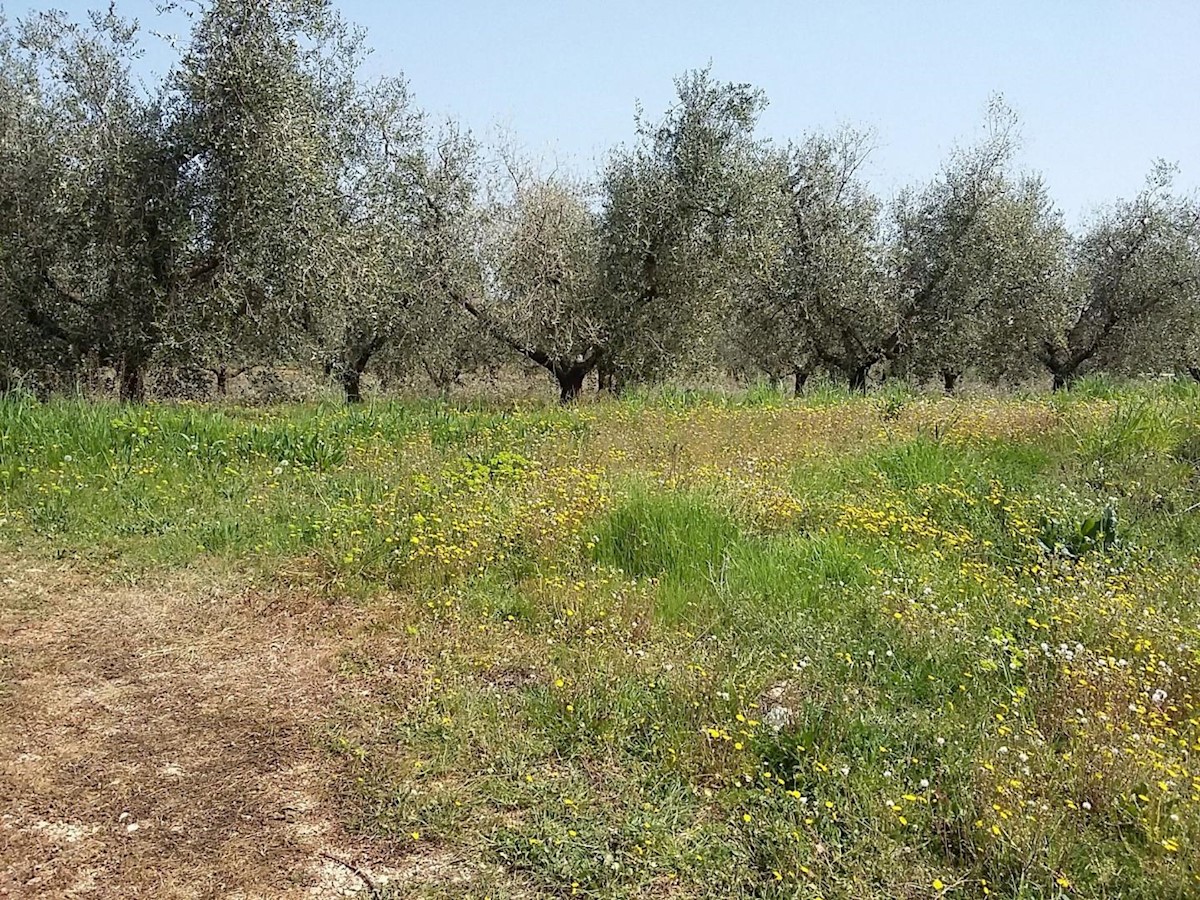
xmin=2 ymin=2 xmax=1198 ymax=402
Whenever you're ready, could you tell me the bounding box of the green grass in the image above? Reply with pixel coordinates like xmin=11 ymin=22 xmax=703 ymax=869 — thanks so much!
xmin=593 ymin=490 xmax=739 ymax=581
xmin=4 ymin=384 xmax=1200 ymax=897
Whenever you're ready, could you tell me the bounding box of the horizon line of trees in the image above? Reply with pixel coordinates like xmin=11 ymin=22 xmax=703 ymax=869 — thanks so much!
xmin=2 ymin=1 xmax=1199 ymax=404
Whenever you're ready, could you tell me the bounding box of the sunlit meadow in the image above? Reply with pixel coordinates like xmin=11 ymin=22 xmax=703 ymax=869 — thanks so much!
xmin=3 ymin=379 xmax=1200 ymax=898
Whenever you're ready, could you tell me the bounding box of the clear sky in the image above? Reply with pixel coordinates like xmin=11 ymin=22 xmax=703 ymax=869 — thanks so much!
xmin=7 ymin=0 xmax=1198 ymax=226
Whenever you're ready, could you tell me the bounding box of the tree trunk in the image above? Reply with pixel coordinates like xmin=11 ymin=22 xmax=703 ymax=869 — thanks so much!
xmin=792 ymin=368 xmax=809 ymax=396
xmin=556 ymin=365 xmax=588 ymax=403
xmin=119 ymin=356 xmax=147 ymax=403
xmin=342 ymin=367 xmax=364 ymax=404
xmin=849 ymin=364 xmax=870 ymax=393
xmin=597 ymin=358 xmax=621 ymax=396
xmin=941 ymin=369 xmax=960 ymax=395
xmin=339 ymin=343 xmax=379 ymax=404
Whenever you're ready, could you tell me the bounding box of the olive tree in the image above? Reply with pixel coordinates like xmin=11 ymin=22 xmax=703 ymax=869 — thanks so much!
xmin=966 ymin=176 xmax=1075 ymax=386
xmin=453 ymin=69 xmax=771 ymax=401
xmin=1 ymin=0 xmax=375 ymax=400
xmin=169 ymin=0 xmax=365 ymax=388
xmin=598 ymin=68 xmax=772 ymax=391
xmin=307 ymin=88 xmax=480 ymax=402
xmin=757 ymin=101 xmax=1025 ymax=392
xmin=897 ymin=170 xmax=1073 ymax=392
xmin=0 ymin=9 xmax=196 ymax=399
xmin=884 ymin=102 xmax=1042 ymax=392
xmin=738 ymin=129 xmax=883 ymax=391
xmin=0 ymin=13 xmax=63 ymax=390
xmin=1039 ymin=164 xmax=1200 ymax=388
xmin=459 ymin=156 xmax=607 ymax=401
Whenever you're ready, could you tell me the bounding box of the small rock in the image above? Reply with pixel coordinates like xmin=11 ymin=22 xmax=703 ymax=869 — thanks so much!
xmin=763 ymin=705 xmax=794 ymax=732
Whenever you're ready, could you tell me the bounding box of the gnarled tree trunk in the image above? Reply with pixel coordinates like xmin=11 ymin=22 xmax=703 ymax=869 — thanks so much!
xmin=341 ymin=367 xmax=364 ymax=403
xmin=792 ymin=368 xmax=809 ymax=396
xmin=118 ymin=354 xmax=147 ymax=403
xmin=849 ymin=363 xmax=871 ymax=393
xmin=1040 ymin=345 xmax=1082 ymax=393
xmin=597 ymin=357 xmax=621 ymax=396
xmin=212 ymin=365 xmax=248 ymax=397
xmin=338 ymin=336 xmax=386 ymax=404
xmin=555 ymin=364 xmax=589 ymax=403
xmin=339 ymin=352 xmax=371 ymax=404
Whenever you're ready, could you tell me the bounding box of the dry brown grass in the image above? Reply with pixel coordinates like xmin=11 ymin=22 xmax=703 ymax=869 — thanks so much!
xmin=0 ymin=558 xmax=422 ymax=899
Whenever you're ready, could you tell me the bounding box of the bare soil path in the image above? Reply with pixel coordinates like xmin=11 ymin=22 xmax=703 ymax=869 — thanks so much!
xmin=0 ymin=558 xmax=402 ymax=899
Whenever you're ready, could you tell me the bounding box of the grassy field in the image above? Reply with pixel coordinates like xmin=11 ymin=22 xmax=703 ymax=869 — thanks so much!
xmin=3 ymin=381 xmax=1200 ymax=898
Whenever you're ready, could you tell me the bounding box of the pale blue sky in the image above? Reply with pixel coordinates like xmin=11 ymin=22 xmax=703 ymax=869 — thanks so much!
xmin=7 ymin=1 xmax=1199 ymax=225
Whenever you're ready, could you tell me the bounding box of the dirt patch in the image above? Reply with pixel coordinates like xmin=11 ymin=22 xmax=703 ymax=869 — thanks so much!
xmin=0 ymin=559 xmax=414 ymax=899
